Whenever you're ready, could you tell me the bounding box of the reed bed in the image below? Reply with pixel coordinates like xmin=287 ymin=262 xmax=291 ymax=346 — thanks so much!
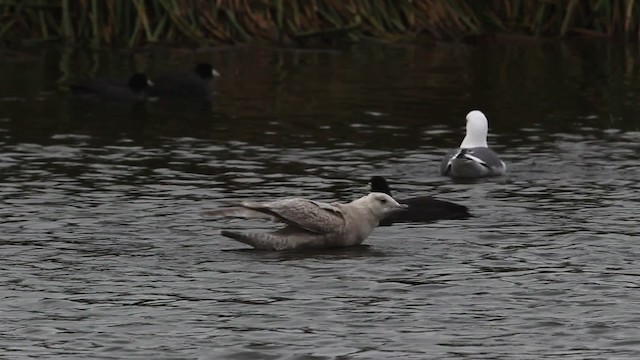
xmin=1 ymin=0 xmax=640 ymax=46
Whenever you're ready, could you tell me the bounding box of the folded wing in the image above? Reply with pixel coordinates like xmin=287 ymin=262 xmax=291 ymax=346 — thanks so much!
xmin=207 ymin=198 xmax=346 ymax=235
xmin=241 ymin=198 xmax=346 ymax=234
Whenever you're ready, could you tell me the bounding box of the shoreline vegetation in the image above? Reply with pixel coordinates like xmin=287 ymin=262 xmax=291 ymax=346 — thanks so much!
xmin=1 ymin=1 xmax=639 ymax=48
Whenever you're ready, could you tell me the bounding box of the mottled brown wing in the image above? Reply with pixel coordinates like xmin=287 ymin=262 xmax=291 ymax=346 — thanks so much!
xmin=241 ymin=198 xmax=346 ymax=235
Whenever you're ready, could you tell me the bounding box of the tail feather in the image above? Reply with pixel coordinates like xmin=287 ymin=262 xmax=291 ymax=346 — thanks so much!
xmin=220 ymin=229 xmax=323 ymax=250
xmin=221 ymin=230 xmax=281 ymax=250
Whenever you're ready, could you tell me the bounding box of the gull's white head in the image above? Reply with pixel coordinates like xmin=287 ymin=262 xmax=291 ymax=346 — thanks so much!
xmin=460 ymin=110 xmax=489 ymax=148
xmin=359 ymin=192 xmax=407 ymax=218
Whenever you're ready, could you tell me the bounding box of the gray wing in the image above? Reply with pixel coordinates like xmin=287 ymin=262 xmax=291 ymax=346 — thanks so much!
xmin=441 ymin=147 xmax=505 ymax=175
xmin=465 ymin=147 xmax=505 ymax=170
xmin=241 ymin=198 xmax=346 ymax=235
xmin=440 ymin=148 xmax=461 ymax=175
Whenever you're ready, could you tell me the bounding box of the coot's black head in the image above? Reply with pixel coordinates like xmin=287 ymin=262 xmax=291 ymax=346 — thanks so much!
xmin=195 ymin=62 xmax=220 ymax=79
xmin=127 ymin=73 xmax=153 ymax=93
xmin=369 ymin=176 xmax=392 ymax=195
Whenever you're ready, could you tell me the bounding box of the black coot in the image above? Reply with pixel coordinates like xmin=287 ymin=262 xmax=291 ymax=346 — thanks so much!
xmin=69 ymin=73 xmax=152 ymax=101
xmin=148 ymin=62 xmax=220 ymax=99
xmin=369 ymin=176 xmax=471 ymax=226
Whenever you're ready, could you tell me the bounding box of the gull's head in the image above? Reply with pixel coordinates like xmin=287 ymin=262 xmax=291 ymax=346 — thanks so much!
xmin=460 ymin=110 xmax=489 ymax=148
xmin=365 ymin=192 xmax=408 ymax=218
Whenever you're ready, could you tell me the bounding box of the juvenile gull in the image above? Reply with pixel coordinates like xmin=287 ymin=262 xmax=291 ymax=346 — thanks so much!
xmin=440 ymin=110 xmax=507 ymax=178
xmin=208 ymin=192 xmax=407 ymax=250
xmin=369 ymin=176 xmax=470 ymax=226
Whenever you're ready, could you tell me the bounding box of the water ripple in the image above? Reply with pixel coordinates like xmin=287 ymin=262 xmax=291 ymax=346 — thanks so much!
xmin=1 ymin=44 xmax=640 ymax=359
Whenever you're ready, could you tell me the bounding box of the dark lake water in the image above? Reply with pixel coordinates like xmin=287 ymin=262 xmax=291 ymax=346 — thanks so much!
xmin=1 ymin=39 xmax=640 ymax=359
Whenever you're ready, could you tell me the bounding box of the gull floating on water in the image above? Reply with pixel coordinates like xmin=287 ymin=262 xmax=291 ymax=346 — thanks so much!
xmin=440 ymin=110 xmax=507 ymax=178
xmin=369 ymin=176 xmax=470 ymax=226
xmin=207 ymin=192 xmax=407 ymax=250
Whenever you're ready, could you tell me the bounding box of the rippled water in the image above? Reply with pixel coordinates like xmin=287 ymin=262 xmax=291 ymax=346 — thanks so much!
xmin=1 ymin=41 xmax=640 ymax=359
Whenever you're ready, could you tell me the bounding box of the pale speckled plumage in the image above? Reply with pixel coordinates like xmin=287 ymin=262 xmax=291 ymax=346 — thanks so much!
xmin=207 ymin=193 xmax=407 ymax=250
xmin=440 ymin=110 xmax=506 ymax=178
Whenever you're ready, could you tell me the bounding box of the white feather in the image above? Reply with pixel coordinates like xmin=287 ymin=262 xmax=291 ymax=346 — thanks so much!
xmin=460 ymin=110 xmax=489 ymax=148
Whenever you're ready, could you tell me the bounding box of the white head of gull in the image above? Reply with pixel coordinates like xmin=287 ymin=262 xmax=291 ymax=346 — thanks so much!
xmin=460 ymin=110 xmax=489 ymax=148
xmin=208 ymin=192 xmax=407 ymax=250
xmin=440 ymin=110 xmax=506 ymax=178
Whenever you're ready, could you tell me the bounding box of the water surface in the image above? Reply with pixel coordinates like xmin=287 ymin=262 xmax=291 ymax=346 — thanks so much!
xmin=1 ymin=40 xmax=640 ymax=359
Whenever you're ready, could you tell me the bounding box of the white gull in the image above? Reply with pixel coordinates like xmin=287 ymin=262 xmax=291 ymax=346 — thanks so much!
xmin=440 ymin=110 xmax=507 ymax=178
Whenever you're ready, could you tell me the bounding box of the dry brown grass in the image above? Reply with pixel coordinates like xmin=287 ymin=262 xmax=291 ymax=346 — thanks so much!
xmin=1 ymin=0 xmax=639 ymax=46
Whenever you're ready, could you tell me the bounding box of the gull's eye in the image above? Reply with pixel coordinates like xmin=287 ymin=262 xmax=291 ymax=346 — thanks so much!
xmin=380 ymin=197 xmax=388 ymax=204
